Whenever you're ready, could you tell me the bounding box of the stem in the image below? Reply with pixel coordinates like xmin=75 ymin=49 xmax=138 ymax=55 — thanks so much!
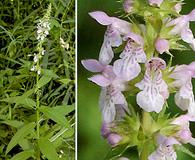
xmin=9 ymin=106 xmax=12 ymax=120
xmin=36 ymin=71 xmax=40 ymax=160
xmin=140 ymin=145 xmax=149 ymax=160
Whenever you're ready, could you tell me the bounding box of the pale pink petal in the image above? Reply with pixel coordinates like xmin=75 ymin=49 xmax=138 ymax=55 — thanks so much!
xmin=99 ymin=27 xmax=122 ymax=65
xmin=188 ymin=9 xmax=195 ymax=21
xmin=99 ymin=40 xmax=114 ymax=65
xmin=99 ymin=88 xmax=116 ymax=123
xmin=89 ymin=11 xmax=113 ymax=25
xmin=148 ymin=0 xmax=164 ymax=7
xmin=125 ymin=32 xmax=144 ymax=46
xmin=136 ymin=89 xmax=164 ymax=113
xmin=168 ymin=16 xmax=189 ymax=35
xmin=149 ymin=135 xmax=178 ymax=160
xmin=81 ymin=59 xmax=104 ymax=72
xmin=190 ymin=40 xmax=195 ymax=51
xmin=88 ymin=75 xmax=111 ymax=87
xmin=118 ymin=157 xmax=129 ymax=160
xmin=113 ymin=56 xmax=141 ymax=81
xmin=181 ymin=27 xmax=194 ymax=44
xmin=136 ymin=58 xmax=168 ymax=113
xmin=134 ymin=47 xmax=147 ymax=63
xmin=111 ymin=18 xmax=131 ymax=35
xmin=155 ymin=38 xmax=169 ymax=54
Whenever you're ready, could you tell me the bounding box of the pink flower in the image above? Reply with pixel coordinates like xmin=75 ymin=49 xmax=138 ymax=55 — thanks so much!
xmin=167 ymin=9 xmax=195 ymax=51
xmin=172 ymin=114 xmax=195 ymax=145
xmin=136 ymin=58 xmax=169 ymax=113
xmin=170 ymin=62 xmax=195 ymax=115
xmin=148 ymin=0 xmax=164 ymax=7
xmin=82 ymin=59 xmax=130 ymax=123
xmin=155 ymin=38 xmax=169 ymax=54
xmin=148 ymin=135 xmax=179 ymax=160
xmin=123 ymin=0 xmax=134 ymax=13
xmin=89 ymin=11 xmax=131 ymax=65
xmin=113 ymin=32 xmax=146 ymax=81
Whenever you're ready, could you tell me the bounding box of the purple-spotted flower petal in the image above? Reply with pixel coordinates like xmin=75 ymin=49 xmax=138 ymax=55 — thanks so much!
xmin=172 ymin=114 xmax=195 ymax=145
xmin=148 ymin=135 xmax=179 ymax=160
xmin=155 ymin=38 xmax=170 ymax=54
xmin=136 ymin=58 xmax=169 ymax=113
xmin=100 ymin=82 xmax=129 ymax=123
xmin=170 ymin=63 xmax=195 ymax=115
xmin=89 ymin=11 xmax=131 ymax=65
xmin=82 ymin=59 xmax=129 ymax=123
xmin=148 ymin=0 xmax=164 ymax=7
xmin=113 ymin=32 xmax=146 ymax=81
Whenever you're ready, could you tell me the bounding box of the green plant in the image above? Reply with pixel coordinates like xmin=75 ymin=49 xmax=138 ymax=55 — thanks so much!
xmin=0 ymin=0 xmax=75 ymax=159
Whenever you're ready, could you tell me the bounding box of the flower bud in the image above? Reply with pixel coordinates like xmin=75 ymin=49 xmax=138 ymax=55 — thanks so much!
xmin=123 ymin=0 xmax=133 ymax=13
xmin=155 ymin=38 xmax=169 ymax=54
xmin=101 ymin=123 xmax=111 ymax=138
xmin=148 ymin=0 xmax=163 ymax=7
xmin=174 ymin=3 xmax=182 ymax=14
xmin=107 ymin=133 xmax=122 ymax=147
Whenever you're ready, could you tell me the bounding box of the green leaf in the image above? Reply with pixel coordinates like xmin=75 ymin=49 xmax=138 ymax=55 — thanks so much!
xmin=6 ymin=122 xmax=35 ymax=154
xmin=176 ymin=145 xmax=195 ymax=158
xmin=1 ymin=96 xmax=36 ymax=109
xmin=58 ymin=78 xmax=72 ymax=85
xmin=10 ymin=150 xmax=34 ymax=160
xmin=37 ymin=76 xmax=52 ymax=88
xmin=1 ymin=120 xmax=24 ymax=128
xmin=104 ymin=145 xmax=131 ymax=160
xmin=43 ymin=69 xmax=59 ymax=79
xmin=40 ymin=105 xmax=73 ymax=127
xmin=38 ymin=137 xmax=59 ymax=160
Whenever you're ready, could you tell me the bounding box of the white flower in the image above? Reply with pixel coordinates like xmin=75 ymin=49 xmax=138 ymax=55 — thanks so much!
xmin=37 ymin=19 xmax=51 ymax=41
xmin=30 ymin=66 xmax=36 ymax=71
xmin=136 ymin=58 xmax=169 ymax=113
xmin=33 ymin=54 xmax=39 ymax=63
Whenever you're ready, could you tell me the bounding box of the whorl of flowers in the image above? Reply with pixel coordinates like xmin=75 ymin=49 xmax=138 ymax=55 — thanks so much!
xmin=82 ymin=0 xmax=195 ymax=159
xmin=31 ymin=4 xmax=51 ymax=75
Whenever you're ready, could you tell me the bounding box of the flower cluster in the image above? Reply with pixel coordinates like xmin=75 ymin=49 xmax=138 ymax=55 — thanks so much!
xmin=31 ymin=4 xmax=51 ymax=75
xmin=83 ymin=0 xmax=195 ymax=159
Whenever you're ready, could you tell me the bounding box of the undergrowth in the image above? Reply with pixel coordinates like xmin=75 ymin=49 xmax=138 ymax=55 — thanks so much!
xmin=0 ymin=0 xmax=75 ymax=159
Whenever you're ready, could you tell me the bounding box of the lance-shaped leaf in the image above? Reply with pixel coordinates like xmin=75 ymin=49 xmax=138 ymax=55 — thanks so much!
xmin=10 ymin=150 xmax=34 ymax=160
xmin=6 ymin=122 xmax=35 ymax=154
xmin=38 ymin=137 xmax=59 ymax=160
xmin=40 ymin=105 xmax=74 ymax=127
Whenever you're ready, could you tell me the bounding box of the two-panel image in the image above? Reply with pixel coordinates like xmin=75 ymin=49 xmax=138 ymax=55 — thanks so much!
xmin=1 ymin=0 xmax=195 ymax=159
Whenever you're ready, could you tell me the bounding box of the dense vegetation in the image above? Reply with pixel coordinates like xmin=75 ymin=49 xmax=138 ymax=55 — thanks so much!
xmin=0 ymin=0 xmax=75 ymax=159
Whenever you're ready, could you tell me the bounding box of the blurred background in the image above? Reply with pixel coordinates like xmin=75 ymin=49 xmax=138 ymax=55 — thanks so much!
xmin=78 ymin=0 xmax=195 ymax=159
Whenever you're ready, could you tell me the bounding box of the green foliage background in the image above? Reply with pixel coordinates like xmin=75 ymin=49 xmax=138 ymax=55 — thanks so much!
xmin=78 ymin=0 xmax=195 ymax=159
xmin=0 ymin=0 xmax=75 ymax=159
